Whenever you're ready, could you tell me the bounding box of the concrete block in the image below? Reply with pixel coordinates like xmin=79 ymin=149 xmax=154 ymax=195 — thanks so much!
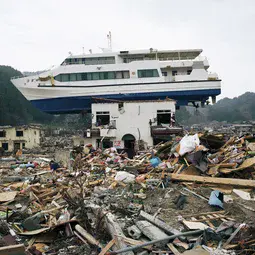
xmin=127 ymin=225 xmax=142 ymax=240
xmin=136 ymin=220 xmax=168 ymax=247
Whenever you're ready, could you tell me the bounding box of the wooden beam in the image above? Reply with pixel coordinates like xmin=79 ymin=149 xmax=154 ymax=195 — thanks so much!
xmin=169 ymin=174 xmax=255 ymax=188
xmin=0 ymin=244 xmax=26 ymax=255
xmin=181 ymin=210 xmax=225 ymax=218
xmin=98 ymin=239 xmax=116 ymax=255
xmin=167 ymin=243 xmax=181 ymax=255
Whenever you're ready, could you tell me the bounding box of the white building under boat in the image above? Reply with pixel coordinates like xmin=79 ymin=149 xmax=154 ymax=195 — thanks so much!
xmin=11 ymin=47 xmax=221 ymax=114
xmin=73 ymin=99 xmax=182 ymax=157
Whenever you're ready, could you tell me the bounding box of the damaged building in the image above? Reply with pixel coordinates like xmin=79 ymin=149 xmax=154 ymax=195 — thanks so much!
xmin=75 ymin=99 xmax=183 ymax=157
xmin=0 ymin=125 xmax=41 ymax=152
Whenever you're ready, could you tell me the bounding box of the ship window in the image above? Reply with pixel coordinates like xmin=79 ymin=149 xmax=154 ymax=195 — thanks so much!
xmin=157 ymin=110 xmax=171 ymax=125
xmin=123 ymin=71 xmax=130 ymax=78
xmin=62 ymin=74 xmax=70 ymax=82
xmin=108 ymin=72 xmax=115 ymax=79
xmin=92 ymin=73 xmax=100 ymax=80
xmin=70 ymin=73 xmax=77 ymax=81
xmin=56 ymin=71 xmax=129 ymax=82
xmin=172 ymin=70 xmax=178 ymax=76
xmin=116 ymin=71 xmax=123 ymax=79
xmin=81 ymin=73 xmax=87 ymax=81
xmin=162 ymin=72 xmax=167 ymax=76
xmin=77 ymin=73 xmax=82 ymax=81
xmin=138 ymin=69 xmax=159 ymax=78
xmin=187 ymin=69 xmax=192 ymax=75
xmin=87 ymin=73 xmax=92 ymax=80
xmin=54 ymin=75 xmax=60 ymax=81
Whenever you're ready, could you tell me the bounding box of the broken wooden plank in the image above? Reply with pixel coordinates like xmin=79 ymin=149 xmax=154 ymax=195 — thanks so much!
xmin=75 ymin=224 xmax=101 ymax=247
xmin=175 ymin=164 xmax=185 ymax=174
xmin=208 ymin=163 xmax=237 ymax=168
xmin=181 ymin=210 xmax=225 ymax=218
xmin=0 ymin=244 xmax=26 ymax=255
xmin=220 ymin=157 xmax=255 ymax=174
xmin=169 ymin=174 xmax=255 ymax=188
xmin=182 ymin=220 xmax=209 ymax=230
xmin=87 ymin=203 xmax=134 ymax=255
xmin=98 ymin=239 xmax=116 ymax=255
xmin=167 ymin=243 xmax=181 ymax=255
xmin=200 ymin=215 xmax=214 ymax=228
xmin=223 ymin=223 xmax=246 ymax=248
xmin=0 ymin=191 xmax=17 ymax=202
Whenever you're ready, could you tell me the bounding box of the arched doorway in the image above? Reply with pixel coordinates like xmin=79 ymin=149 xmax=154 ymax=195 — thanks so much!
xmin=122 ymin=134 xmax=135 ymax=159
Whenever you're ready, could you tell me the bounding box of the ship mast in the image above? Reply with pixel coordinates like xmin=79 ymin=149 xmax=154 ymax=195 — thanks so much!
xmin=107 ymin=31 xmax=112 ymax=51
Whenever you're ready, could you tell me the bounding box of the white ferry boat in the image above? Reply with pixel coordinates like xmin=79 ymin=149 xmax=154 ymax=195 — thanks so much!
xmin=11 ymin=45 xmax=221 ymax=113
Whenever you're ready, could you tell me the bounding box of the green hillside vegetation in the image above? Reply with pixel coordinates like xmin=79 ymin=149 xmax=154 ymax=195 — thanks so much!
xmin=176 ymin=92 xmax=255 ymax=124
xmin=0 ymin=65 xmax=52 ymax=125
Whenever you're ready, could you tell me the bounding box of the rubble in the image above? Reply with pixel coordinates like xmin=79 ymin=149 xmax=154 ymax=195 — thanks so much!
xmin=0 ymin=131 xmax=254 ymax=254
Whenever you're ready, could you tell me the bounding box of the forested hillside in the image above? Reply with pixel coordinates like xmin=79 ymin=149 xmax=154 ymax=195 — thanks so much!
xmin=176 ymin=92 xmax=255 ymax=124
xmin=0 ymin=65 xmax=52 ymax=125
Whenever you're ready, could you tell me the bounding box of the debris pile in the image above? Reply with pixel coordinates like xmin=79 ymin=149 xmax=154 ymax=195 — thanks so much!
xmin=0 ymin=132 xmax=254 ymax=254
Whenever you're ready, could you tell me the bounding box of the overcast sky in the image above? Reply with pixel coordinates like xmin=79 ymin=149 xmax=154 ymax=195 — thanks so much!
xmin=1 ymin=0 xmax=255 ymax=99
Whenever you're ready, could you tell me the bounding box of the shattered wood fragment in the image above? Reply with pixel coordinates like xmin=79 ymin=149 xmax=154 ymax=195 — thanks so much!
xmin=74 ymin=230 xmax=88 ymax=244
xmin=167 ymin=243 xmax=181 ymax=255
xmin=98 ymin=239 xmax=116 ymax=255
xmin=87 ymin=204 xmax=134 ymax=255
xmin=0 ymin=191 xmax=17 ymax=202
xmin=181 ymin=210 xmax=225 ymax=218
xmin=220 ymin=156 xmax=255 ymax=174
xmin=75 ymin=225 xmax=101 ymax=247
xmin=169 ymin=174 xmax=255 ymax=187
xmin=0 ymin=244 xmax=26 ymax=255
xmin=223 ymin=223 xmax=246 ymax=248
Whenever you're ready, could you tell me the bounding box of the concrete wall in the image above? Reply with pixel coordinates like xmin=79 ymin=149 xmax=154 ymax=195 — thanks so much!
xmin=91 ymin=101 xmax=176 ymax=148
xmin=0 ymin=127 xmax=40 ymax=152
xmin=55 ymin=149 xmax=70 ymax=168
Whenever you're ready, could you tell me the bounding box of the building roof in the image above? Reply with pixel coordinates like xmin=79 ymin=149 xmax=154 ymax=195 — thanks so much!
xmin=0 ymin=125 xmax=41 ymax=130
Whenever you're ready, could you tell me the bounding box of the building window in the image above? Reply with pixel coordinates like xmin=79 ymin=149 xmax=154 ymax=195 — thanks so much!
xmin=96 ymin=139 xmax=113 ymax=149
xmin=0 ymin=131 xmax=6 ymax=137
xmin=14 ymin=142 xmax=21 ymax=151
xmin=96 ymin=111 xmax=110 ymax=126
xmin=16 ymin=130 xmax=24 ymax=137
xmin=172 ymin=70 xmax=178 ymax=76
xmin=34 ymin=131 xmax=36 ymax=135
xmin=2 ymin=143 xmax=8 ymax=151
xmin=187 ymin=69 xmax=192 ymax=75
xmin=157 ymin=110 xmax=171 ymax=125
xmin=138 ymin=69 xmax=159 ymax=78
xmin=162 ymin=72 xmax=167 ymax=76
xmin=22 ymin=143 xmax=25 ymax=148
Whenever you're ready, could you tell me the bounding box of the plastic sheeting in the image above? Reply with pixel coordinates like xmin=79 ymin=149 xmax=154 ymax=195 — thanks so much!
xmin=179 ymin=134 xmax=200 ymax=156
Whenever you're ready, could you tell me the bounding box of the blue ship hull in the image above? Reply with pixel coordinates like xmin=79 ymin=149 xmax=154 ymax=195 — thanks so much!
xmin=31 ymin=88 xmax=221 ymax=114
